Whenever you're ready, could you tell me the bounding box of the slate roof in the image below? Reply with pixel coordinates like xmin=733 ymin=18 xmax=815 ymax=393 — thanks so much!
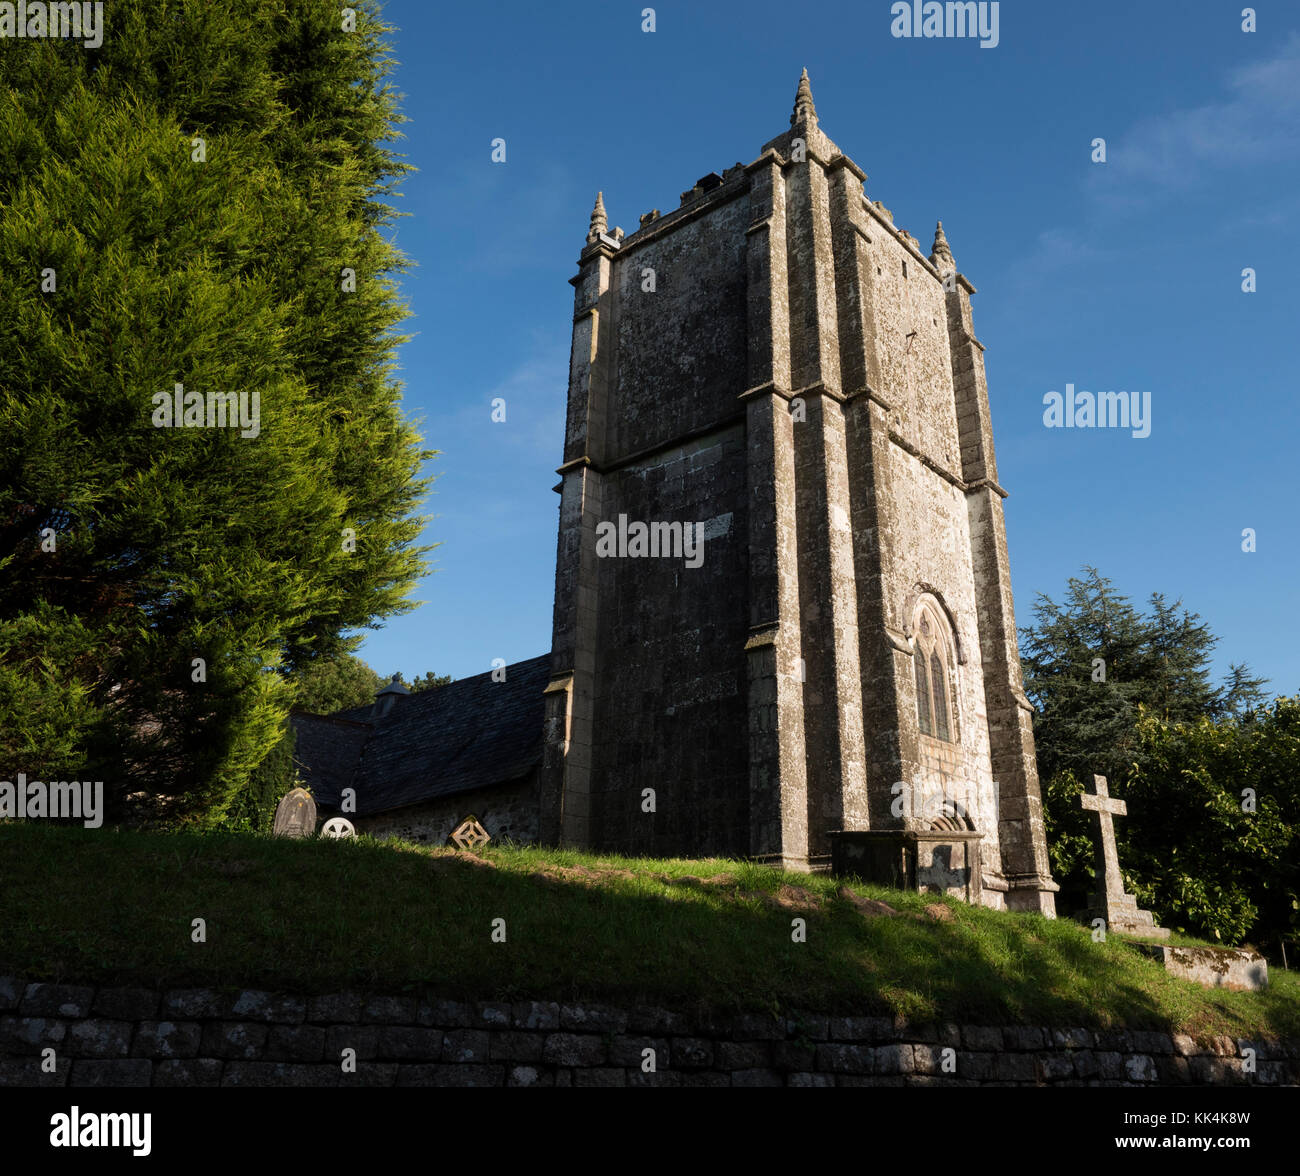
xmin=291 ymin=716 xmax=371 ymax=806
xmin=290 ymin=653 xmax=550 ymax=816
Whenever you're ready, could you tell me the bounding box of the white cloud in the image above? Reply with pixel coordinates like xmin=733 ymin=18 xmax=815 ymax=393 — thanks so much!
xmin=1008 ymin=36 xmax=1300 ymax=283
xmin=1088 ymin=33 xmax=1300 ymax=204
xmin=430 ymin=333 xmax=568 ymax=458
xmin=423 ymin=159 xmax=577 ymax=273
xmin=1022 ymin=227 xmax=1105 ymax=272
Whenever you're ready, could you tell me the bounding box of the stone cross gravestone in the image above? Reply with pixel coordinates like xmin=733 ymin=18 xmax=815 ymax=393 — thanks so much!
xmin=272 ymin=788 xmax=317 ymax=839
xmin=1079 ymin=775 xmax=1168 ymax=938
xmin=320 ymin=817 xmax=356 ymax=839
xmin=449 ymin=815 xmax=490 ymax=850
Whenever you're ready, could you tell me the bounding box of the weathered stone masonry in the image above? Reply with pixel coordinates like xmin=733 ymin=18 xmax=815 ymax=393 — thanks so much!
xmin=2 ymin=980 xmax=1295 ymax=1088
xmin=539 ymin=72 xmax=1057 ymax=915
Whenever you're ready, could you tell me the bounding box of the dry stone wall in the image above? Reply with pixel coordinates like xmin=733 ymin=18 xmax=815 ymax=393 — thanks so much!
xmin=2 ymin=979 xmax=1296 ymax=1088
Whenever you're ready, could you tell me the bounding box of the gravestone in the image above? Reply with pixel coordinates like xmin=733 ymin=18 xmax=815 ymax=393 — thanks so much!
xmin=449 ymin=815 xmax=490 ymax=850
xmin=272 ymin=788 xmax=317 ymax=839
xmin=320 ymin=817 xmax=356 ymax=840
xmin=1079 ymin=775 xmax=1168 ymax=938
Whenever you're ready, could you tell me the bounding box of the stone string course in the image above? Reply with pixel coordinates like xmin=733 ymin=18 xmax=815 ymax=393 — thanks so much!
xmin=1 ymin=979 xmax=1296 ymax=1087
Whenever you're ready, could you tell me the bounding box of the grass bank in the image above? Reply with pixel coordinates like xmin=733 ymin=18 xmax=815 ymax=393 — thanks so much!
xmin=1 ymin=823 xmax=1295 ymax=1038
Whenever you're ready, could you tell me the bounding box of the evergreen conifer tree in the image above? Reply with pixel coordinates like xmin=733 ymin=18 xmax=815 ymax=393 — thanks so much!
xmin=1021 ymin=567 xmax=1273 ymax=938
xmin=0 ymin=1 xmax=430 ymax=825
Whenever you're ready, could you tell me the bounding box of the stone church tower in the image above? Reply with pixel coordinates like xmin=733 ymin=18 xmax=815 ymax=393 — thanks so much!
xmin=539 ymin=72 xmax=1057 ymax=915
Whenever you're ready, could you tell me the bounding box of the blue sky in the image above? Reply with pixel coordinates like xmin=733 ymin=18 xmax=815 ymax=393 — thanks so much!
xmin=357 ymin=0 xmax=1299 ymax=699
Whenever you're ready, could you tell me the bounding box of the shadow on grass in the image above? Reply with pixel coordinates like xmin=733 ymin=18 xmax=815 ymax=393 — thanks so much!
xmin=1 ymin=823 xmax=1295 ymax=1038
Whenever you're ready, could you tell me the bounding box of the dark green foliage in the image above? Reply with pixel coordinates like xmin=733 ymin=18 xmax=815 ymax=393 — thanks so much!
xmin=1125 ymin=700 xmax=1299 ymax=947
xmin=1022 ymin=568 xmax=1267 ymax=791
xmin=0 ymin=2 xmax=431 ymax=825
xmin=231 ymin=648 xmax=385 ymax=833
xmin=403 ymin=669 xmax=453 ymax=693
xmin=226 ymin=724 xmax=295 ymax=835
xmin=292 ymin=649 xmax=386 ymax=716
xmin=232 ymin=651 xmax=451 ymax=832
xmin=1022 ymin=568 xmax=1284 ymax=947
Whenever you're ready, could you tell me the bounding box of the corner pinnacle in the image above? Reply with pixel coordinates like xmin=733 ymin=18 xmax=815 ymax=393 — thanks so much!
xmin=790 ymin=67 xmax=818 ymax=128
xmin=930 ymin=219 xmax=955 ymax=271
xmin=587 ymin=191 xmax=608 ymax=244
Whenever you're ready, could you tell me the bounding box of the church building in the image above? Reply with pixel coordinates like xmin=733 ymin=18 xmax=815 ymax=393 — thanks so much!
xmin=295 ymin=72 xmax=1058 ymax=916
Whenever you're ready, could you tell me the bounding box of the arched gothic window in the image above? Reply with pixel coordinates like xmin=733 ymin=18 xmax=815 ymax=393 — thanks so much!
xmin=914 ymin=603 xmax=956 ymax=743
xmin=915 ymin=653 xmax=932 ymax=734
xmin=930 ymin=651 xmax=949 ymax=740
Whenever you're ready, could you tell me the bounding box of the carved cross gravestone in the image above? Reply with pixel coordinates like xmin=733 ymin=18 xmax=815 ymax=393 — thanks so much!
xmin=1080 ymin=775 xmax=1126 ymax=899
xmin=320 ymin=817 xmax=356 ymax=839
xmin=272 ymin=788 xmax=317 ymax=839
xmin=1079 ymin=775 xmax=1168 ymax=938
xmin=449 ymin=815 xmax=490 ymax=850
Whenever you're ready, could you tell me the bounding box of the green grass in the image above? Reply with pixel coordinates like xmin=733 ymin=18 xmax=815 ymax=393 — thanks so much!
xmin=2 ymin=823 xmax=1296 ymax=1039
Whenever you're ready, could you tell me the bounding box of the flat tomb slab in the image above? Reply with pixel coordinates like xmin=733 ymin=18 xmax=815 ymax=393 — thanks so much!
xmin=1129 ymin=943 xmax=1269 ymax=992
